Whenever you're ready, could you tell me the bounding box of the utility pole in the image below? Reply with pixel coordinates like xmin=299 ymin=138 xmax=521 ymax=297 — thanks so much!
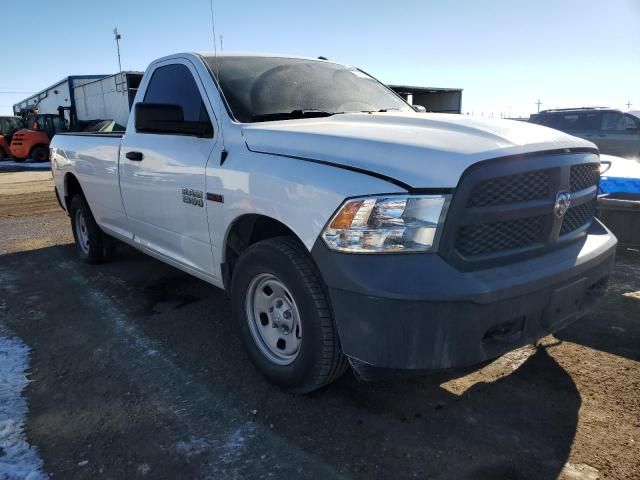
xmin=627 ymin=100 xmax=632 ymax=110
xmin=535 ymin=99 xmax=542 ymax=112
xmin=113 ymin=27 xmax=122 ymax=73
xmin=219 ymin=34 xmax=224 ymax=52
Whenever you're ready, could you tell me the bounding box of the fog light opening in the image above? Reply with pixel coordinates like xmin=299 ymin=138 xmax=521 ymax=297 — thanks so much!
xmin=483 ymin=316 xmax=525 ymax=343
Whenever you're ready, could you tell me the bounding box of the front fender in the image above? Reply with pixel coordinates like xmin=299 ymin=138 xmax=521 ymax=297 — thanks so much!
xmin=206 ymin=149 xmax=406 ymax=268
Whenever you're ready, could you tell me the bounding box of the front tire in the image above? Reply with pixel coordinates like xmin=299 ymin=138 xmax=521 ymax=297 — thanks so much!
xmin=231 ymin=237 xmax=348 ymax=393
xmin=30 ymin=146 xmax=49 ymax=162
xmin=69 ymin=194 xmax=115 ymax=264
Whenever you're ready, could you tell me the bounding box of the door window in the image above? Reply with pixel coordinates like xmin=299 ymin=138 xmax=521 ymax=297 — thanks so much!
xmin=558 ymin=114 xmax=580 ymax=130
xmin=143 ymin=64 xmax=211 ymax=125
xmin=545 ymin=113 xmax=600 ymax=131
xmin=51 ymin=116 xmax=67 ymax=132
xmin=623 ymin=114 xmax=639 ymax=131
xmin=601 ymin=112 xmax=625 ymax=131
xmin=43 ymin=117 xmax=56 ymax=136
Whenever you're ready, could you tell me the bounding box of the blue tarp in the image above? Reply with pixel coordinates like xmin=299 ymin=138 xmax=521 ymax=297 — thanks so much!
xmin=600 ymin=176 xmax=640 ymax=195
xmin=598 ymin=155 xmax=640 ymax=195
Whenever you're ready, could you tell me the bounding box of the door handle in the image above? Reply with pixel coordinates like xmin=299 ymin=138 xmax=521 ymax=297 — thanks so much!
xmin=125 ymin=151 xmax=143 ymax=161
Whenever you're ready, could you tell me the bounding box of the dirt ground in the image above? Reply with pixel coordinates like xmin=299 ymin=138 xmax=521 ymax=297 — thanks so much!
xmin=0 ymin=169 xmax=638 ymax=479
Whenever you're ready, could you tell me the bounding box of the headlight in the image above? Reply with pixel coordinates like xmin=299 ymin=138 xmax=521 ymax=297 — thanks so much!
xmin=321 ymin=194 xmax=450 ymax=253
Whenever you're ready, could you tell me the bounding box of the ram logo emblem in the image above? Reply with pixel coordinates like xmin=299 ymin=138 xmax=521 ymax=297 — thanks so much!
xmin=554 ymin=191 xmax=571 ymax=218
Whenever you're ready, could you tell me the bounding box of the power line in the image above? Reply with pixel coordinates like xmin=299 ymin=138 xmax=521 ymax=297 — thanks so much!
xmin=0 ymin=91 xmax=36 ymax=94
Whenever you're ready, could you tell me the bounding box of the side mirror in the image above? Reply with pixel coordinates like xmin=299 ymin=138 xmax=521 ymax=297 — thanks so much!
xmin=135 ymin=103 xmax=213 ymax=137
xmin=413 ymin=105 xmax=427 ymax=113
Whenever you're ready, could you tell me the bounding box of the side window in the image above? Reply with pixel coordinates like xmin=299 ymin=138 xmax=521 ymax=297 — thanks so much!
xmin=534 ymin=114 xmax=560 ymax=128
xmin=623 ymin=114 xmax=639 ymax=131
xmin=581 ymin=112 xmax=601 ymax=130
xmin=601 ymin=112 xmax=625 ymax=131
xmin=45 ymin=118 xmax=56 ymax=135
xmin=143 ymin=64 xmax=211 ymax=124
xmin=534 ymin=115 xmax=555 ymax=127
xmin=556 ymin=114 xmax=580 ymax=130
xmin=51 ymin=116 xmax=67 ymax=132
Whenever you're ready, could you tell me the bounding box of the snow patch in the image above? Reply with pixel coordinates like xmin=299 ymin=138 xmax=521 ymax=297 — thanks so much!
xmin=175 ymin=437 xmax=212 ymax=458
xmin=220 ymin=423 xmax=255 ymax=465
xmin=175 ymin=422 xmax=256 ymax=466
xmin=0 ymin=328 xmax=47 ymax=480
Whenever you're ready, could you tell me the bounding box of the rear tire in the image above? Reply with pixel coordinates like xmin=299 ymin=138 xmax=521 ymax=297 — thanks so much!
xmin=231 ymin=237 xmax=348 ymax=393
xmin=69 ymin=194 xmax=116 ymax=264
xmin=30 ymin=146 xmax=49 ymax=162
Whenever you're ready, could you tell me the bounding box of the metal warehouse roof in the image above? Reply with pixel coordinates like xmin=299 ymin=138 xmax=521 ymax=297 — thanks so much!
xmin=388 ymin=85 xmax=463 ymax=94
xmin=13 ymin=75 xmax=109 ymax=108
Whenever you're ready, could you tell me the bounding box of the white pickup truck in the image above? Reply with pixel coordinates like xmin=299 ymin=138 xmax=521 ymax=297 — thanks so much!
xmin=51 ymin=53 xmax=617 ymax=392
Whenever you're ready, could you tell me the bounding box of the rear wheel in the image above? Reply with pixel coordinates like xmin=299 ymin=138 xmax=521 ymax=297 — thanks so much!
xmin=69 ymin=194 xmax=116 ymax=264
xmin=30 ymin=146 xmax=49 ymax=162
xmin=231 ymin=237 xmax=348 ymax=393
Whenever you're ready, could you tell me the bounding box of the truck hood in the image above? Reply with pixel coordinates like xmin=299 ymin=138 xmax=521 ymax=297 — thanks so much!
xmin=242 ymin=112 xmax=595 ymax=189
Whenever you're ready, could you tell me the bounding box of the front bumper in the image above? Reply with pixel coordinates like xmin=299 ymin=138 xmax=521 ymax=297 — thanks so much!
xmin=311 ymin=219 xmax=617 ymax=370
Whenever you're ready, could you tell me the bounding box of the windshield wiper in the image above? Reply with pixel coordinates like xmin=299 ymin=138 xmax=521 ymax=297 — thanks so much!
xmin=360 ymin=108 xmax=400 ymax=113
xmin=251 ymin=109 xmax=338 ymax=122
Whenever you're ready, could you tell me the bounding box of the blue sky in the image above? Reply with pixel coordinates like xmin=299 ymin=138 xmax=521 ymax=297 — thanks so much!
xmin=3 ymin=0 xmax=639 ymax=117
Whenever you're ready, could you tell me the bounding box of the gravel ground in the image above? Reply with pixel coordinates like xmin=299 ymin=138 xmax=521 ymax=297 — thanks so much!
xmin=0 ymin=170 xmax=638 ymax=479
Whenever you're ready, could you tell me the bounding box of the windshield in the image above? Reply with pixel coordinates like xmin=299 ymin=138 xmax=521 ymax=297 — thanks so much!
xmin=204 ymin=56 xmax=413 ymax=122
xmin=1 ymin=117 xmax=24 ymax=133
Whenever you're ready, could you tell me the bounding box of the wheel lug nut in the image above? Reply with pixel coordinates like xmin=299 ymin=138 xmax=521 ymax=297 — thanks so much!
xmin=283 ymin=311 xmax=292 ymax=320
xmin=272 ymin=322 xmax=277 ymax=328
xmin=268 ymin=307 xmax=274 ymax=313
xmin=275 ymin=299 xmax=283 ymax=308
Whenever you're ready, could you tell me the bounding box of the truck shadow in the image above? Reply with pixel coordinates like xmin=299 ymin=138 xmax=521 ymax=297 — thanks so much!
xmin=1 ymin=244 xmax=583 ymax=480
xmin=273 ymin=347 xmax=579 ymax=480
xmin=555 ymin=250 xmax=640 ymax=363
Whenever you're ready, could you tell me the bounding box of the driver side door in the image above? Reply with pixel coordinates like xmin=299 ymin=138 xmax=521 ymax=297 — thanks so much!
xmin=119 ymin=59 xmax=219 ymax=278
